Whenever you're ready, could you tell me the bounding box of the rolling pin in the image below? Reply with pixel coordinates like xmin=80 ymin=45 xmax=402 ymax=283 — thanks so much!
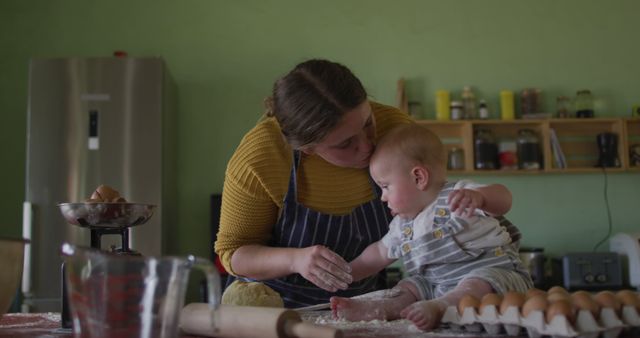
xmin=180 ymin=303 xmax=342 ymax=338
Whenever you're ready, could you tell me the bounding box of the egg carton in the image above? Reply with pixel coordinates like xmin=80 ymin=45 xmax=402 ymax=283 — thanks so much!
xmin=442 ymin=304 xmax=640 ymax=338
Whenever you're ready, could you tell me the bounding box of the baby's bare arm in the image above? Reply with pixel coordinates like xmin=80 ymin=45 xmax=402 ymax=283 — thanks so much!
xmin=349 ymin=241 xmax=396 ymax=282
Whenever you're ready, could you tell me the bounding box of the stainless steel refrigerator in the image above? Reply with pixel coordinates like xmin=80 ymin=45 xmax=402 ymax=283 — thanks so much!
xmin=22 ymin=57 xmax=176 ymax=312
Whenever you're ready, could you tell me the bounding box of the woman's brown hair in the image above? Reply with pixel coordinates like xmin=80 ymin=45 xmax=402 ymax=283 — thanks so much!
xmin=266 ymin=59 xmax=367 ymax=149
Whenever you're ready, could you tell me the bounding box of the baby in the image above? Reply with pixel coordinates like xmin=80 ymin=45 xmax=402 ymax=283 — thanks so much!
xmin=330 ymin=124 xmax=532 ymax=330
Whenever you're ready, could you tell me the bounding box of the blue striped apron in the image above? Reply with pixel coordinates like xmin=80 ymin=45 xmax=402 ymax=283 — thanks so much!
xmin=229 ymin=150 xmax=392 ymax=308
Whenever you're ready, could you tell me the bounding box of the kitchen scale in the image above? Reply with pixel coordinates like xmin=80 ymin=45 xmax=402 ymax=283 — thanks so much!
xmin=57 ymin=202 xmax=156 ymax=329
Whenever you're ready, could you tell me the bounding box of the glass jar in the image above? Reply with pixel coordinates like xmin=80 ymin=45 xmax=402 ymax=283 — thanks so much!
xmin=498 ymin=139 xmax=518 ymax=170
xmin=474 ymin=129 xmax=498 ymax=170
xmin=556 ymin=96 xmax=571 ymax=118
xmin=520 ymin=88 xmax=541 ymax=117
xmin=450 ymin=101 xmax=463 ymax=120
xmin=575 ymin=89 xmax=594 ymax=118
xmin=517 ymin=129 xmax=541 ymax=170
xmin=448 ymin=148 xmax=465 ymax=170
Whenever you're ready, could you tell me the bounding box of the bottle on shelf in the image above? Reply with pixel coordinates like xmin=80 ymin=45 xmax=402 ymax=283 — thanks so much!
xmin=461 ymin=86 xmax=477 ymax=119
xmin=435 ymin=90 xmax=451 ymax=121
xmin=478 ymin=100 xmax=489 ymax=119
xmin=500 ymin=90 xmax=515 ymax=120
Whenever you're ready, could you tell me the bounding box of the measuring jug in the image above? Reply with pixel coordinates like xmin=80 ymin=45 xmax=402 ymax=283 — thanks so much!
xmin=61 ymin=243 xmax=220 ymax=338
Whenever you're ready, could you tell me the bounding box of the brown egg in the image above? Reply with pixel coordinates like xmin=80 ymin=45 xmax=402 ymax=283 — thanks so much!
xmin=522 ymin=294 xmax=548 ymax=317
xmin=616 ymin=290 xmax=640 ymax=310
xmin=85 ymin=198 xmax=102 ymax=203
xmin=547 ymin=286 xmax=570 ymax=295
xmin=571 ymin=291 xmax=600 ymax=317
xmin=547 ymin=291 xmax=571 ymax=303
xmin=500 ymin=291 xmax=526 ymax=314
xmin=526 ymin=288 xmax=547 ymax=299
xmin=458 ymin=294 xmax=480 ymax=315
xmin=479 ymin=293 xmax=502 ymax=315
xmin=94 ymin=184 xmax=120 ymax=201
xmin=90 ymin=190 xmax=104 ymax=202
xmin=546 ymin=299 xmax=575 ymax=324
xmin=594 ymin=291 xmax=622 ymax=314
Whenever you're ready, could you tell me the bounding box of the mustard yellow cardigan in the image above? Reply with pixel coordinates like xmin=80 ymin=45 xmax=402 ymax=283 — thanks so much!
xmin=215 ymin=101 xmax=413 ymax=274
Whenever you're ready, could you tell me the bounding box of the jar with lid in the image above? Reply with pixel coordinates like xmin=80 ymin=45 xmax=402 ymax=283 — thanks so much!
xmin=556 ymin=96 xmax=571 ymax=118
xmin=448 ymin=148 xmax=465 ymax=170
xmin=450 ymin=101 xmax=464 ymax=120
xmin=516 ymin=129 xmax=541 ymax=170
xmin=520 ymin=88 xmax=542 ymax=117
xmin=461 ymin=86 xmax=477 ymax=119
xmin=575 ymin=89 xmax=594 ymax=118
xmin=474 ymin=129 xmax=498 ymax=170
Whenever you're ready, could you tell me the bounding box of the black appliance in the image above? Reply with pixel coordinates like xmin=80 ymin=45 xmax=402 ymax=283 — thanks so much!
xmin=597 ymin=132 xmax=620 ymax=168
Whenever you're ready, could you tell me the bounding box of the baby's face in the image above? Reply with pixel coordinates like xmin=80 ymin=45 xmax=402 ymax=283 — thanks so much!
xmin=370 ymin=153 xmax=425 ymax=219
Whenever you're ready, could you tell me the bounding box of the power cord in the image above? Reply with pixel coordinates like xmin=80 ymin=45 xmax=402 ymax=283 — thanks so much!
xmin=592 ymin=166 xmax=613 ymax=252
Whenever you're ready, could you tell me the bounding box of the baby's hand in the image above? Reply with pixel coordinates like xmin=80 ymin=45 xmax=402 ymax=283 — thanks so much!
xmin=448 ymin=189 xmax=484 ymax=217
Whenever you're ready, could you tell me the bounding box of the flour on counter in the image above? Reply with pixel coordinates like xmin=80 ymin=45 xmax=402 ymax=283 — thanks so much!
xmin=302 ymin=311 xmax=506 ymax=337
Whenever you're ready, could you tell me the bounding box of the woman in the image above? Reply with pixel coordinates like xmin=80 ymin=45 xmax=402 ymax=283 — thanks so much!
xmin=214 ymin=59 xmax=512 ymax=308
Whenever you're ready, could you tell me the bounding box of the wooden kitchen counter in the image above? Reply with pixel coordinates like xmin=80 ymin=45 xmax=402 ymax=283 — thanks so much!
xmin=0 ymin=313 xmax=203 ymax=338
xmin=0 ymin=311 xmax=522 ymax=338
xmin=3 ymin=312 xmax=637 ymax=338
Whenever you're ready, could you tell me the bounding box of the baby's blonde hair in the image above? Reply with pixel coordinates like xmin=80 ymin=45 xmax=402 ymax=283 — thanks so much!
xmin=374 ymin=124 xmax=446 ymax=175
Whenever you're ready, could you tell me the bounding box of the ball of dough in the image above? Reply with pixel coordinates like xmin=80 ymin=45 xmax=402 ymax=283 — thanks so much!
xmin=221 ymin=281 xmax=284 ymax=308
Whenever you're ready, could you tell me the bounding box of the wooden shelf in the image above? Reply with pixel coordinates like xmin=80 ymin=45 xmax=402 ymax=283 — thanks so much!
xmin=417 ymin=118 xmax=640 ymax=174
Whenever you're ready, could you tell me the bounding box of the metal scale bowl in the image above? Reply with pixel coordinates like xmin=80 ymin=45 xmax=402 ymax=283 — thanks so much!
xmin=58 ymin=202 xmax=156 ymax=255
xmin=57 ymin=202 xmax=156 ymax=329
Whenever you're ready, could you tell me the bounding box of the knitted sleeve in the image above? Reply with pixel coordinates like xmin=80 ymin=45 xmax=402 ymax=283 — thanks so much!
xmin=214 ymin=119 xmax=289 ymax=275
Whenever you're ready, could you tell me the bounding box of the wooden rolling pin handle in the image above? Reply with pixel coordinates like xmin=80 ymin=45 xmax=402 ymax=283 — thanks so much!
xmin=180 ymin=303 xmax=342 ymax=338
xmin=284 ymin=320 xmax=342 ymax=338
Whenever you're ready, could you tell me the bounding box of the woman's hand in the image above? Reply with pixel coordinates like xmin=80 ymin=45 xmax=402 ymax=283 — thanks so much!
xmin=448 ymin=189 xmax=484 ymax=217
xmin=292 ymin=245 xmax=353 ymax=292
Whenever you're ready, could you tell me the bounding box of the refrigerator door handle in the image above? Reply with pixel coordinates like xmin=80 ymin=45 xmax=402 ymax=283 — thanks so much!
xmin=22 ymin=201 xmax=33 ymax=295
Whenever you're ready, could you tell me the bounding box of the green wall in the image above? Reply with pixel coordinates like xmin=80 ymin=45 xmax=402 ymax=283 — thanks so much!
xmin=1 ymin=0 xmax=639 ymax=259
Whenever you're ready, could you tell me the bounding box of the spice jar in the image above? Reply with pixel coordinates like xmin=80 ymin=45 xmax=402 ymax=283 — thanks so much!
xmin=450 ymin=101 xmax=464 ymax=120
xmin=517 ymin=129 xmax=541 ymax=170
xmin=474 ymin=129 xmax=498 ymax=170
xmin=575 ymin=90 xmax=594 ymax=118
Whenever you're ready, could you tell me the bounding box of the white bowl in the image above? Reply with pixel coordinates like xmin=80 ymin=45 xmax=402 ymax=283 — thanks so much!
xmin=0 ymin=237 xmax=28 ymax=317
